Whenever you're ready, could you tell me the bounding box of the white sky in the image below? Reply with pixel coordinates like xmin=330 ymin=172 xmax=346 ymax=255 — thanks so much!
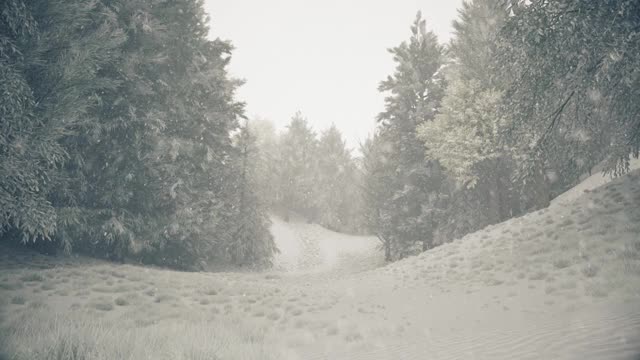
xmin=204 ymin=0 xmax=463 ymax=149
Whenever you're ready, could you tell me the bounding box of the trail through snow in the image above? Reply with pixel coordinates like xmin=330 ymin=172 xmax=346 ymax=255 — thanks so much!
xmin=271 ymin=217 xmax=383 ymax=276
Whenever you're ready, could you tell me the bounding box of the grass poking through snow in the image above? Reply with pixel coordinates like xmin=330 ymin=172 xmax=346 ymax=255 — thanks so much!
xmin=0 ymin=310 xmax=277 ymax=360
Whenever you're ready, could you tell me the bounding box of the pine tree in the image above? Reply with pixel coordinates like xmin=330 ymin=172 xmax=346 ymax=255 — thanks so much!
xmin=141 ymin=1 xmax=244 ymax=267
xmin=0 ymin=0 xmax=125 ymax=245
xmin=59 ymin=0 xmax=253 ymax=268
xmin=496 ymin=0 xmax=640 ymax=180
xmin=316 ymin=125 xmax=356 ymax=232
xmin=62 ymin=0 xmax=161 ymax=260
xmin=248 ymin=118 xmax=280 ymax=209
xmin=277 ymin=112 xmax=318 ymax=221
xmin=360 ymin=133 xmax=396 ymax=261
xmin=418 ymin=0 xmax=508 ymax=189
xmin=227 ymin=121 xmax=278 ymax=266
xmin=1 ymin=0 xmax=275 ymax=269
xmin=374 ymin=12 xmax=447 ymax=258
xmin=416 ymin=0 xmax=523 ymax=237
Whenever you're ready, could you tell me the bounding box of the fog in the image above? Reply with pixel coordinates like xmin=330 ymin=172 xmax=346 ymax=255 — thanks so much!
xmin=1 ymin=1 xmax=639 ymax=359
xmin=204 ymin=0 xmax=463 ymax=148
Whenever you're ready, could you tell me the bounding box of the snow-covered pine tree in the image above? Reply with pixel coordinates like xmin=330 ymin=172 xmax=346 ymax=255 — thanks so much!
xmin=416 ymin=0 xmax=523 ymax=241
xmin=0 ymin=0 xmax=125 ymax=247
xmin=496 ymin=0 xmax=640 ymax=181
xmin=360 ymin=133 xmax=396 ymax=261
xmin=277 ymin=112 xmax=318 ymax=222
xmin=62 ymin=0 xmax=260 ymax=268
xmin=227 ymin=121 xmax=278 ymax=267
xmin=418 ymin=0 xmax=508 ymax=190
xmin=316 ymin=125 xmax=356 ymax=232
xmin=248 ymin=118 xmax=281 ymax=210
xmin=126 ymin=0 xmax=247 ymax=268
xmin=374 ymin=12 xmax=448 ymax=258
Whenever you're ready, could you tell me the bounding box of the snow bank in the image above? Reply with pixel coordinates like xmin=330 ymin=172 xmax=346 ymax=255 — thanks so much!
xmin=268 ymin=169 xmax=640 ymax=359
xmin=270 ymin=216 xmax=383 ymax=275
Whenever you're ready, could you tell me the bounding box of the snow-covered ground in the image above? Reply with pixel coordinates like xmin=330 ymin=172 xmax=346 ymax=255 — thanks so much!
xmin=553 ymin=157 xmax=640 ymax=205
xmin=261 ymin=169 xmax=640 ymax=359
xmin=271 ymin=216 xmax=383 ymax=275
xmin=270 ymin=159 xmax=640 ymax=279
xmin=1 ymin=168 xmax=639 ymax=359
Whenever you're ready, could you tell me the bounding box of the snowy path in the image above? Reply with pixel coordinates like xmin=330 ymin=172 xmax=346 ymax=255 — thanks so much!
xmin=270 ymin=217 xmax=384 ymax=276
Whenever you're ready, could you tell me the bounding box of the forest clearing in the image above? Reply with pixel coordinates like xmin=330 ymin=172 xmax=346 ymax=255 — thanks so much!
xmin=2 ymin=1 xmax=639 ymax=358
xmin=2 ymin=165 xmax=639 ymax=359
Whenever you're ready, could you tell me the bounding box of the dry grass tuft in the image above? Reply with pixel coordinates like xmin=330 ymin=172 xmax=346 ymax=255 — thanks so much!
xmin=10 ymin=295 xmax=26 ymax=305
xmin=0 ymin=282 xmax=23 ymax=291
xmin=114 ymin=297 xmax=129 ymax=306
xmin=202 ymin=288 xmax=218 ymax=296
xmin=558 ymin=280 xmax=577 ymax=290
xmin=90 ymin=301 xmax=114 ymax=312
xmin=0 ymin=310 xmax=277 ymax=360
xmin=584 ymin=281 xmax=609 ymax=298
xmin=196 ymin=297 xmax=209 ymax=305
xmin=40 ymin=282 xmax=56 ymax=291
xmin=485 ymin=278 xmax=504 ymax=286
xmin=551 ymin=258 xmax=572 ymax=269
xmin=581 ymin=264 xmax=599 ymax=278
xmin=528 ymin=271 xmax=547 ymax=281
xmin=20 ymin=273 xmax=44 ymax=282
xmin=92 ymin=284 xmax=134 ymax=293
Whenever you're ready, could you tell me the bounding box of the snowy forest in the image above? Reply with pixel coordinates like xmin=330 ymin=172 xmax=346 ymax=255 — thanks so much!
xmin=2 ymin=0 xmax=640 ymax=359
xmin=1 ymin=0 xmax=639 ymax=268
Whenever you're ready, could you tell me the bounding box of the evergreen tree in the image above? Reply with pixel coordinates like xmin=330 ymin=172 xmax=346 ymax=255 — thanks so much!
xmin=1 ymin=0 xmax=276 ymax=269
xmin=316 ymin=125 xmax=355 ymax=232
xmin=248 ymin=118 xmax=281 ymax=210
xmin=62 ymin=0 xmax=247 ymax=268
xmin=496 ymin=0 xmax=640 ymax=181
xmin=277 ymin=112 xmax=318 ymax=221
xmin=416 ymin=0 xmax=524 ymax=240
xmin=0 ymin=0 xmax=125 ymax=245
xmin=418 ymin=0 xmax=508 ymax=189
xmin=64 ymin=0 xmax=162 ymax=260
xmin=360 ymin=133 xmax=396 ymax=261
xmin=227 ymin=121 xmax=278 ymax=266
xmin=374 ymin=12 xmax=447 ymax=258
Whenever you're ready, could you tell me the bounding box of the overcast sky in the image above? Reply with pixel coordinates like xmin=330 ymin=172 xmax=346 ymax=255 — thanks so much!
xmin=203 ymin=0 xmax=464 ymax=149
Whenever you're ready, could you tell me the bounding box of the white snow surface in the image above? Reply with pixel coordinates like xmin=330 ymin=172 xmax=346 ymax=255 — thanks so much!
xmin=553 ymin=157 xmax=640 ymax=205
xmin=271 ymin=216 xmax=383 ymax=275
xmin=261 ymin=169 xmax=640 ymax=359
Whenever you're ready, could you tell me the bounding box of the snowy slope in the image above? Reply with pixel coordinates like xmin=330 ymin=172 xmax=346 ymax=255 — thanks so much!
xmin=269 ymin=160 xmax=640 ymax=278
xmin=553 ymin=157 xmax=640 ymax=205
xmin=264 ymin=169 xmax=640 ymax=359
xmin=271 ymin=216 xmax=383 ymax=275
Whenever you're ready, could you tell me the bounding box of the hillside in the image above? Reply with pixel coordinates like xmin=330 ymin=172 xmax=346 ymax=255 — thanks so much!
xmin=270 ymin=216 xmax=383 ymax=275
xmin=1 ymin=170 xmax=640 ymax=359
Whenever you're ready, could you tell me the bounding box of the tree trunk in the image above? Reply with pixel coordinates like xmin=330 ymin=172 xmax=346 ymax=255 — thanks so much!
xmin=377 ymin=234 xmax=391 ymax=262
xmin=422 ymin=228 xmax=433 ymax=252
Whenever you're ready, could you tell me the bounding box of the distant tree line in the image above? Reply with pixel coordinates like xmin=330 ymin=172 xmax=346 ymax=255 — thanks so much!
xmin=362 ymin=0 xmax=640 ymax=261
xmin=0 ymin=0 xmax=276 ymax=269
xmin=249 ymin=114 xmax=366 ymax=234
